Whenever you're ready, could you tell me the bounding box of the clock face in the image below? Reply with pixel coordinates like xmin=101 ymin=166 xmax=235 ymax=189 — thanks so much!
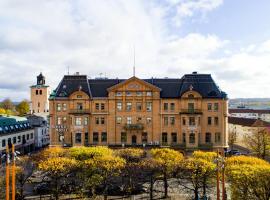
xmin=128 ymin=83 xmax=140 ymax=89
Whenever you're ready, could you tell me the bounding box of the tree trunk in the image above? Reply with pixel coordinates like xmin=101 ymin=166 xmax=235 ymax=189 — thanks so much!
xmin=163 ymin=172 xmax=168 ymax=198
xmin=194 ymin=187 xmax=199 ymax=200
xmin=150 ymin=175 xmax=154 ymax=200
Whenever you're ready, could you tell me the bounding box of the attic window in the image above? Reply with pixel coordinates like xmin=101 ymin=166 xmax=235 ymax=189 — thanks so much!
xmin=63 ymin=85 xmax=66 ymax=89
xmin=116 ymin=92 xmax=122 ymax=96
xmin=77 ymin=95 xmax=82 ymax=98
xmin=188 ymin=94 xmax=194 ymax=99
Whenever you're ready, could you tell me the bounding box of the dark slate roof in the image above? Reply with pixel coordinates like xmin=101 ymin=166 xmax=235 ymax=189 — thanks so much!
xmin=0 ymin=116 xmax=32 ymax=135
xmin=51 ymin=72 xmax=227 ymax=99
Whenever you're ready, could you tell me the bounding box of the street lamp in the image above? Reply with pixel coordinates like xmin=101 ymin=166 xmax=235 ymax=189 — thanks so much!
xmin=215 ymin=149 xmax=227 ymax=200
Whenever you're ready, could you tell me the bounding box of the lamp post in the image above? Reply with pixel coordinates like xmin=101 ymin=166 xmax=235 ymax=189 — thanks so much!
xmin=6 ymin=145 xmax=10 ymax=200
xmin=215 ymin=149 xmax=227 ymax=200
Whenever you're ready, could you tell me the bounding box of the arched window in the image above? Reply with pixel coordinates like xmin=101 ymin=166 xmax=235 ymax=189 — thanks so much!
xmin=205 ymin=132 xmax=211 ymax=143
xmin=189 ymin=132 xmax=195 ymax=144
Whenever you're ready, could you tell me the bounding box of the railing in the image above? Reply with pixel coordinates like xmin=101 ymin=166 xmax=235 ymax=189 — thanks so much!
xmin=123 ymin=123 xmax=144 ymax=130
xmin=68 ymin=109 xmax=91 ymax=114
xmin=179 ymin=109 xmax=203 ymax=114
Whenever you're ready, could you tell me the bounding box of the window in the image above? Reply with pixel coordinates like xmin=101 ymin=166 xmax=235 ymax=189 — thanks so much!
xmin=31 ymin=133 xmax=33 ymax=139
xmin=126 ymin=102 xmax=132 ymax=111
xmin=189 ymin=132 xmax=195 ymax=144
xmin=95 ymin=103 xmax=100 ymax=110
xmin=85 ymin=132 xmax=89 ymax=144
xmin=189 ymin=117 xmax=195 ymax=126
xmin=116 ymin=117 xmax=122 ymax=124
xmin=93 ymin=132 xmax=99 ymax=143
xmin=2 ymin=139 xmax=6 ymax=147
xmin=13 ymin=137 xmax=16 ymax=144
xmin=182 ymin=133 xmax=186 ymax=143
xmin=63 ymin=103 xmax=67 ymax=111
xmin=39 ymin=90 xmax=42 ymax=95
xmin=121 ymin=132 xmax=127 ymax=143
xmin=116 ymin=92 xmax=122 ymax=96
xmin=18 ymin=136 xmax=21 ymax=143
xmin=27 ymin=134 xmax=29 ymax=140
xmin=36 ymin=90 xmax=38 ymax=95
xmin=77 ymin=95 xmax=82 ymax=98
xmin=146 ymin=91 xmax=152 ymax=96
xmin=38 ymin=102 xmax=40 ymax=107
xmin=136 ymin=102 xmax=142 ymax=111
xmin=77 ymin=103 xmax=83 ymax=110
xmin=214 ymin=117 xmax=219 ymax=125
xmin=208 ymin=117 xmax=212 ymax=125
xmin=164 ymin=103 xmax=168 ymax=111
xmin=142 ymin=132 xmax=148 ymax=143
xmin=182 ymin=117 xmax=186 ymax=125
xmin=95 ymin=117 xmax=99 ymax=125
xmin=214 ymin=103 xmax=219 ymax=111
xmin=101 ymin=103 xmax=105 ymax=110
xmin=188 ymin=103 xmax=194 ymax=111
xmin=57 ymin=103 xmax=61 ymax=111
xmin=146 ymin=102 xmax=152 ymax=111
xmin=205 ymin=132 xmax=211 ymax=143
xmin=127 ymin=117 xmax=132 ymax=124
xmin=136 ymin=91 xmax=142 ymax=96
xmin=162 ymin=132 xmax=168 ymax=144
xmin=215 ymin=132 xmax=221 ymax=143
xmin=84 ymin=117 xmax=88 ymax=125
xmin=101 ymin=132 xmax=107 ymax=142
xmin=126 ymin=91 xmax=132 ymax=96
xmin=170 ymin=103 xmax=175 ymax=111
xmin=75 ymin=133 xmax=81 ymax=143
xmin=164 ymin=117 xmax=168 ymax=125
xmin=137 ymin=117 xmax=142 ymax=122
xmin=101 ymin=117 xmax=105 ymax=125
xmin=75 ymin=117 xmax=82 ymax=126
xmin=146 ymin=117 xmax=152 ymax=124
xmin=57 ymin=117 xmax=62 ymax=125
xmin=171 ymin=133 xmax=177 ymax=144
xmin=208 ymin=103 xmax=212 ymax=111
xmin=117 ymin=102 xmax=122 ymax=111
xmin=188 ymin=94 xmax=194 ymax=99
xmin=170 ymin=117 xmax=175 ymax=125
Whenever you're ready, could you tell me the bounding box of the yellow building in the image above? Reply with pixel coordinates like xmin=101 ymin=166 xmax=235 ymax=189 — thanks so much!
xmin=49 ymin=72 xmax=228 ymax=150
xmin=30 ymin=73 xmax=50 ymax=115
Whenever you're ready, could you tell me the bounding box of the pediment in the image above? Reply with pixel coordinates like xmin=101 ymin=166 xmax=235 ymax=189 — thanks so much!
xmin=107 ymin=76 xmax=161 ymax=92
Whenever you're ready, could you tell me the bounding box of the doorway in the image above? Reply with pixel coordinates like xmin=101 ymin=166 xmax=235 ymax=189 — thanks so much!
xmin=132 ymin=135 xmax=137 ymax=144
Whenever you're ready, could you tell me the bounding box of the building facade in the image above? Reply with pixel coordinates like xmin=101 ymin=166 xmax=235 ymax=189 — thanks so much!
xmin=30 ymin=73 xmax=50 ymax=116
xmin=0 ymin=116 xmax=34 ymax=154
xmin=229 ymin=109 xmax=270 ymax=122
xmin=228 ymin=116 xmax=270 ymax=149
xmin=49 ymin=72 xmax=228 ymax=150
xmin=27 ymin=115 xmax=50 ymax=149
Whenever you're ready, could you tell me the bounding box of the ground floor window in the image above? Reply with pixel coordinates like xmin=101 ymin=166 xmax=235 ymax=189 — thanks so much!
xmin=189 ymin=132 xmax=195 ymax=144
xmin=75 ymin=133 xmax=81 ymax=143
xmin=85 ymin=132 xmax=89 ymax=145
xmin=205 ymin=132 xmax=212 ymax=143
xmin=171 ymin=132 xmax=177 ymax=144
xmin=142 ymin=132 xmax=148 ymax=143
xmin=101 ymin=132 xmax=107 ymax=142
xmin=182 ymin=133 xmax=186 ymax=143
xmin=162 ymin=132 xmax=168 ymax=144
xmin=121 ymin=132 xmax=127 ymax=143
xmin=93 ymin=132 xmax=99 ymax=143
xmin=215 ymin=132 xmax=221 ymax=143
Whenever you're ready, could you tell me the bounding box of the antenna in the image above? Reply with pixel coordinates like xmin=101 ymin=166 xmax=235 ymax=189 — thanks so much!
xmin=133 ymin=45 xmax=136 ymax=77
xmin=67 ymin=66 xmax=70 ymax=75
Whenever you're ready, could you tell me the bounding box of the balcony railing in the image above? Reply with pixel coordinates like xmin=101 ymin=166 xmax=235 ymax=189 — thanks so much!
xmin=179 ymin=109 xmax=203 ymax=114
xmin=68 ymin=109 xmax=91 ymax=114
xmin=124 ymin=123 xmax=144 ymax=130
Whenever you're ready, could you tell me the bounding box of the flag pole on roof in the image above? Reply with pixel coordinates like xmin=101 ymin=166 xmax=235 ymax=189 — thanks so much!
xmin=133 ymin=45 xmax=136 ymax=77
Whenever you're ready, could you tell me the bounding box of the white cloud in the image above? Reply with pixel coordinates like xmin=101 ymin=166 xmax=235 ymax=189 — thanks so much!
xmin=0 ymin=0 xmax=269 ymax=100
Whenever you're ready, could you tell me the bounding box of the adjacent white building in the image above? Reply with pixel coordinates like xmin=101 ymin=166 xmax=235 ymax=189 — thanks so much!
xmin=229 ymin=109 xmax=270 ymax=122
xmin=27 ymin=115 xmax=50 ymax=149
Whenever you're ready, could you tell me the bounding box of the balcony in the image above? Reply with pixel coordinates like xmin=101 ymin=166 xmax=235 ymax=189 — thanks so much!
xmin=68 ymin=109 xmax=91 ymax=114
xmin=179 ymin=109 xmax=202 ymax=115
xmin=124 ymin=123 xmax=144 ymax=130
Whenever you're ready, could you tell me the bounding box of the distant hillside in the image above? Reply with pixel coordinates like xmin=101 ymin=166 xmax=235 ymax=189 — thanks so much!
xmin=229 ymin=98 xmax=270 ymax=110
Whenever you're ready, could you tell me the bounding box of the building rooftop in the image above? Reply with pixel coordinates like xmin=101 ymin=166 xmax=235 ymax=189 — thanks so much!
xmin=0 ymin=116 xmax=32 ymax=135
xmin=50 ymin=72 xmax=227 ymax=99
xmin=229 ymin=108 xmax=270 ymax=114
xmin=228 ymin=116 xmax=270 ymax=127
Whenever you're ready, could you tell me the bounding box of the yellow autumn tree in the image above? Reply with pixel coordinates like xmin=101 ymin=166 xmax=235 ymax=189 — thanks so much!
xmin=38 ymin=157 xmax=78 ymax=200
xmin=150 ymin=148 xmax=184 ymax=198
xmin=226 ymin=156 xmax=270 ymax=200
xmin=84 ymin=155 xmax=126 ymax=200
xmin=69 ymin=146 xmax=113 ymax=160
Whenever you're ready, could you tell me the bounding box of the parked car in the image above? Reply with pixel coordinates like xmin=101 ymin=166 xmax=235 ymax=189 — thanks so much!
xmin=225 ymin=149 xmax=241 ymax=156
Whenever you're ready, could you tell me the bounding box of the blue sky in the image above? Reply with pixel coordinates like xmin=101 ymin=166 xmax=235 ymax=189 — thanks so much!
xmin=0 ymin=0 xmax=270 ymax=101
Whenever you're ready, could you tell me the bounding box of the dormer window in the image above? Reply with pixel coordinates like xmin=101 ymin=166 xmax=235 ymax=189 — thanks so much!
xmin=77 ymin=95 xmax=82 ymax=98
xmin=116 ymin=92 xmax=122 ymax=96
xmin=188 ymin=94 xmax=194 ymax=99
xmin=126 ymin=91 xmax=132 ymax=96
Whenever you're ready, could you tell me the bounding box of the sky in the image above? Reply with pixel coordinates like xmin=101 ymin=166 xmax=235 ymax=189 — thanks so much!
xmin=1 ymin=0 xmax=270 ymax=101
